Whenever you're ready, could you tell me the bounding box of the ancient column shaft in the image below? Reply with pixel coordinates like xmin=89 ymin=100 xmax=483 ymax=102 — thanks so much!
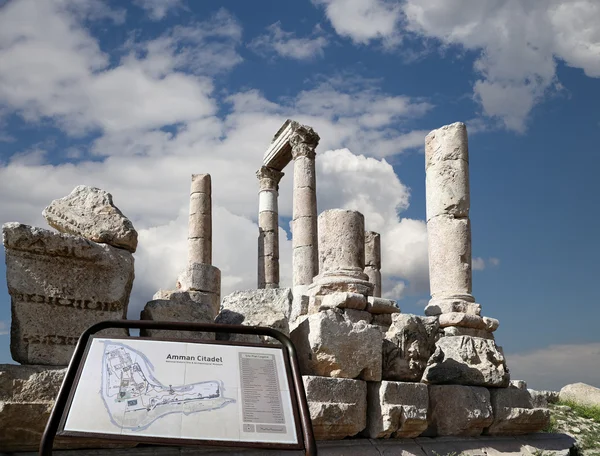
xmin=188 ymin=174 xmax=212 ymax=265
xmin=257 ymin=166 xmax=284 ymax=289
xmin=365 ymin=231 xmax=382 ymax=297
xmin=291 ymin=126 xmax=320 ymax=287
xmin=425 ymin=122 xmax=473 ymax=303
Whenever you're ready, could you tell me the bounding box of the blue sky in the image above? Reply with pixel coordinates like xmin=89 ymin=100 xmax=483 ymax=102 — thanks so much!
xmin=0 ymin=0 xmax=599 ymax=391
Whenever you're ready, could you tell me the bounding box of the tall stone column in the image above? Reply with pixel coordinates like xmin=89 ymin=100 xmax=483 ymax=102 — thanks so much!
xmin=290 ymin=125 xmax=320 ymax=288
xmin=257 ymin=166 xmax=284 ymax=289
xmin=188 ymin=174 xmax=211 ymax=265
xmin=365 ymin=231 xmax=382 ymax=297
xmin=425 ymin=122 xmax=474 ymax=311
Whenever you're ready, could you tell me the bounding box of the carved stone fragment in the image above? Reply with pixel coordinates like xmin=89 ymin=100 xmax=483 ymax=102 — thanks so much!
xmin=43 ymin=185 xmax=138 ymax=252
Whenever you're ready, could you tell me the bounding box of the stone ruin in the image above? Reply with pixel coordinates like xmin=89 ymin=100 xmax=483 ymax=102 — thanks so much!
xmin=0 ymin=121 xmax=553 ymax=452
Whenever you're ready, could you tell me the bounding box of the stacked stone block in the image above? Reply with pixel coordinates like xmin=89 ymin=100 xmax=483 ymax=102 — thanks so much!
xmin=364 ymin=231 xmax=382 ymax=297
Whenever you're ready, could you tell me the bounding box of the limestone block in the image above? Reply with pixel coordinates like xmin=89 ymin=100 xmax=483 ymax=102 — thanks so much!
xmin=189 ymin=192 xmax=210 ymax=215
xmin=187 ymin=238 xmax=211 ymax=265
xmin=320 ymin=292 xmax=367 ymax=311
xmin=292 ymin=215 xmax=316 ymax=248
xmin=3 ymin=223 xmax=133 ymax=366
xmin=42 ymin=185 xmax=137 ymax=252
xmin=140 ymin=291 xmax=218 ymax=340
xmin=290 ymin=309 xmax=382 ymax=381
xmin=425 ymin=298 xmax=481 ymax=316
xmin=382 ymin=314 xmax=439 ymax=382
xmin=438 ymin=312 xmax=487 ymax=330
xmin=365 ymin=381 xmax=428 ymax=439
xmin=486 ymin=386 xmax=550 ymax=435
xmin=187 ymin=214 xmax=211 ymax=240
xmin=373 ymin=313 xmax=392 ymax=327
xmin=426 ymin=159 xmax=470 ymax=221
xmin=483 ymin=316 xmax=500 ymax=332
xmin=292 ymin=187 xmax=317 ymax=219
xmin=425 ymin=122 xmax=469 ymax=170
xmin=258 ymin=230 xmax=279 ymax=258
xmin=344 ymin=309 xmax=373 ymax=324
xmin=366 ymin=296 xmax=400 ymax=314
xmin=216 ymin=288 xmax=292 ymax=344
xmin=427 ymin=385 xmax=493 ymax=436
xmin=190 ymin=173 xmax=211 ymax=194
xmin=511 ymin=380 xmax=528 ymax=390
xmin=422 ymin=336 xmax=510 ymax=387
xmin=318 ymin=209 xmax=365 ymax=273
xmin=176 ymin=263 xmax=221 ymax=296
xmin=364 ymin=266 xmax=381 ymax=297
xmin=303 ymin=375 xmax=367 ymax=440
xmin=443 ymin=326 xmax=494 ymax=340
xmin=308 ymin=273 xmax=373 ymax=296
xmin=293 ymin=244 xmax=318 ymax=286
xmin=559 ymin=382 xmax=600 ymax=408
xmin=0 ymin=364 xmax=134 ymax=452
xmin=365 ymin=231 xmax=381 ymax=268
xmin=258 ymin=210 xmax=278 ymax=229
xmin=290 ymin=290 xmax=309 ymax=323
xmin=293 ymin=158 xmax=316 ymax=189
xmin=427 ymin=215 xmax=472 ymax=298
xmin=528 ymin=389 xmax=560 ymax=408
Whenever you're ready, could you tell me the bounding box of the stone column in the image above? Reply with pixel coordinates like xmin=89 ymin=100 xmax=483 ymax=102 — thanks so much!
xmin=188 ymin=174 xmax=211 ymax=265
xmin=309 ymin=209 xmax=373 ymax=296
xmin=257 ymin=166 xmax=284 ymax=289
xmin=365 ymin=231 xmax=382 ymax=297
xmin=425 ymin=122 xmax=475 ymax=312
xmin=290 ymin=125 xmax=320 ymax=288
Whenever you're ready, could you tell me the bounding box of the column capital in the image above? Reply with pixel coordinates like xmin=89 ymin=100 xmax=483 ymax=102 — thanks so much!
xmin=290 ymin=125 xmax=320 ymax=160
xmin=256 ymin=166 xmax=284 ymax=191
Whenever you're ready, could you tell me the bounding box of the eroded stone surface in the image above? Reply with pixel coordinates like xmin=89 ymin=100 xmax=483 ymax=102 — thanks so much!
xmin=422 ymin=336 xmax=510 ymax=387
xmin=366 ymin=296 xmax=400 ymax=314
xmin=303 ymin=375 xmax=367 ymax=440
xmin=427 ymin=385 xmax=493 ymax=436
xmin=559 ymin=382 xmax=600 ymax=408
xmin=438 ymin=312 xmax=487 ymax=330
xmin=215 ymin=288 xmax=292 ymax=343
xmin=140 ymin=291 xmax=217 ymax=340
xmin=382 ymin=314 xmax=439 ymax=382
xmin=43 ymin=185 xmax=137 ymax=252
xmin=365 ymin=381 xmax=428 ymax=439
xmin=176 ymin=263 xmax=221 ymax=296
xmin=320 ymin=292 xmax=367 ymax=311
xmin=486 ymin=386 xmax=550 ymax=435
xmin=443 ymin=326 xmax=494 ymax=340
xmin=291 ymin=309 xmax=382 ymax=381
xmin=425 ymin=299 xmax=481 ymax=316
xmin=3 ymin=223 xmax=133 ymax=365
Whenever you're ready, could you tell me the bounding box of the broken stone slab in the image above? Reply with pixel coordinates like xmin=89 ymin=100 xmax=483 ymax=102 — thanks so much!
xmin=443 ymin=326 xmax=494 ymax=340
xmin=152 ymin=289 xmax=220 ymax=317
xmin=365 ymin=381 xmax=428 ymax=439
xmin=303 ymin=375 xmax=367 ymax=440
xmin=43 ymin=185 xmax=138 ymax=253
xmin=559 ymin=382 xmax=600 ymax=408
xmin=140 ymin=291 xmax=217 ymax=340
xmin=319 ymin=291 xmax=367 ymax=311
xmin=425 ymin=298 xmax=481 ymax=316
xmin=528 ymin=389 xmax=560 ymax=408
xmin=307 ymin=274 xmax=374 ymax=297
xmin=0 ymin=364 xmax=135 ymax=452
xmin=3 ymin=223 xmax=133 ymax=365
xmin=486 ymin=385 xmax=550 ymax=435
xmin=176 ymin=263 xmax=221 ymax=296
xmin=427 ymin=385 xmax=493 ymax=436
xmin=344 ymin=309 xmax=373 ymax=324
xmin=422 ymin=336 xmax=510 ymax=387
xmin=438 ymin=312 xmax=489 ymax=330
xmin=372 ymin=313 xmax=392 ymax=327
xmin=366 ymin=296 xmax=400 ymax=314
xmin=291 ymin=308 xmax=382 ymax=381
xmin=382 ymin=313 xmax=439 ymax=382
xmin=215 ymin=288 xmax=292 ymax=344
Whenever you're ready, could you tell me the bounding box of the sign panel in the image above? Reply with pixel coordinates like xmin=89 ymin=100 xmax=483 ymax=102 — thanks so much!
xmin=59 ymin=337 xmax=300 ymax=447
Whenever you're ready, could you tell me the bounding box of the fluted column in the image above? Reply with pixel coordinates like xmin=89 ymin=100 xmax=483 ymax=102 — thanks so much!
xmin=290 ymin=125 xmax=320 ymax=287
xmin=188 ymin=174 xmax=211 ymax=265
xmin=257 ymin=166 xmax=284 ymax=289
xmin=365 ymin=231 xmax=382 ymax=297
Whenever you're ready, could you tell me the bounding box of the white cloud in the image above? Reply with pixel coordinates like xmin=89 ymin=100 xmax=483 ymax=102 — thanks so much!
xmin=249 ymin=22 xmax=328 ymax=61
xmin=506 ymin=342 xmax=600 ymax=391
xmin=314 ymin=0 xmax=600 ymax=132
xmin=0 ymin=321 xmax=8 ymax=336
xmin=312 ymin=0 xmax=402 ymax=46
xmin=472 ymin=257 xmax=486 ymax=271
xmin=133 ymin=0 xmax=183 ymax=20
xmin=489 ymin=257 xmax=500 ymax=267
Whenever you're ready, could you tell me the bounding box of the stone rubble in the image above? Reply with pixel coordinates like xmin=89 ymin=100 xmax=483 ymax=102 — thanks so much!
xmin=43 ymin=185 xmax=138 ymax=253
xmin=486 ymin=385 xmax=550 ymax=435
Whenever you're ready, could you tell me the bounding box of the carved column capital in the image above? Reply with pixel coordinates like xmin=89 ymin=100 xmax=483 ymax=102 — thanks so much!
xmin=290 ymin=125 xmax=320 ymax=160
xmin=256 ymin=166 xmax=284 ymax=191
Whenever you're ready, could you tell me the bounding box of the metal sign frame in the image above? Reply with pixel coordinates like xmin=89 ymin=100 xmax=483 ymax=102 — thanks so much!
xmin=39 ymin=320 xmax=317 ymax=456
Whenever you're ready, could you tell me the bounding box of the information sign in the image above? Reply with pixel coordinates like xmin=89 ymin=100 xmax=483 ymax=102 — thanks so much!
xmin=58 ymin=336 xmax=302 ymax=448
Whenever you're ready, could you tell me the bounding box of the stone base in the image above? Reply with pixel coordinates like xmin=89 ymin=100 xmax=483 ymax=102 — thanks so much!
xmin=365 ymin=381 xmax=428 ymax=439
xmin=0 ymin=364 xmax=135 ymax=452
xmin=307 ymin=272 xmax=374 ymax=297
xmin=366 ymin=296 xmax=400 ymax=314
xmin=427 ymin=385 xmax=494 ymax=436
xmin=303 ymin=375 xmax=367 ymax=440
xmin=215 ymin=288 xmax=292 ymax=344
xmin=176 ymin=263 xmax=221 ymax=297
xmin=486 ymin=386 xmax=551 ymax=435
xmin=290 ymin=309 xmax=382 ymax=381
xmin=421 ymin=336 xmax=510 ymax=387
xmin=140 ymin=290 xmax=218 ymax=340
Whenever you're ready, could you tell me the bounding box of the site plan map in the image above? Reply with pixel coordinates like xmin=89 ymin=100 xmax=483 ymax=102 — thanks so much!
xmin=62 ymin=337 xmax=299 ymax=445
